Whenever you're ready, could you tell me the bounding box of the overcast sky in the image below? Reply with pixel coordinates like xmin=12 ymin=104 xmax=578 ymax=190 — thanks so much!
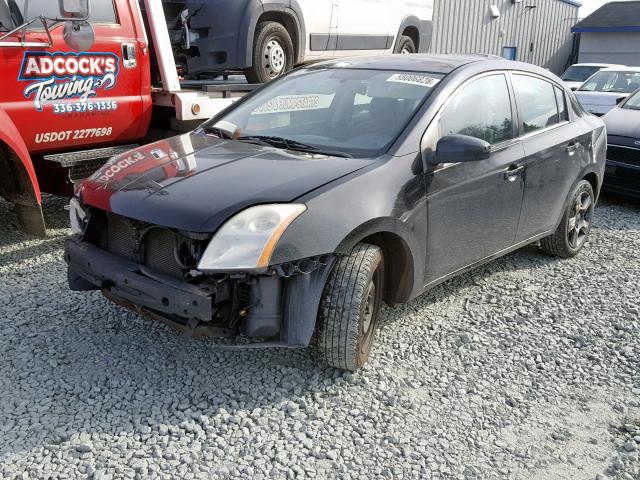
xmin=579 ymin=0 xmax=634 ymax=18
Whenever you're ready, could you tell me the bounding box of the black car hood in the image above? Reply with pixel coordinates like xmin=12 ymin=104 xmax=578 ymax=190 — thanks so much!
xmin=81 ymin=133 xmax=375 ymax=232
xmin=603 ymin=107 xmax=640 ymax=138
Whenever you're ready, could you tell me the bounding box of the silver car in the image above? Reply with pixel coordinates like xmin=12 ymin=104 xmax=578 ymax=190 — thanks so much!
xmin=560 ymin=63 xmax=625 ymax=91
xmin=574 ymin=67 xmax=640 ymax=116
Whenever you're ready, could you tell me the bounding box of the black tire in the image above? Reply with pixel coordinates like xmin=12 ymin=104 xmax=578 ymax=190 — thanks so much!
xmin=395 ymin=35 xmax=416 ymax=54
xmin=540 ymin=180 xmax=595 ymax=258
xmin=245 ymin=21 xmax=294 ymax=84
xmin=313 ymin=243 xmax=385 ymax=371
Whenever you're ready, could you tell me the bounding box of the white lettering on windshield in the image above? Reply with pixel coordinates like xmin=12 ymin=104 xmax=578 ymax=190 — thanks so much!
xmin=253 ymin=95 xmax=334 ymax=115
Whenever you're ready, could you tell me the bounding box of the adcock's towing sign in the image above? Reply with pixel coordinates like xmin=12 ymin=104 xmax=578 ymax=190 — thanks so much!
xmin=18 ymin=51 xmax=119 ymax=113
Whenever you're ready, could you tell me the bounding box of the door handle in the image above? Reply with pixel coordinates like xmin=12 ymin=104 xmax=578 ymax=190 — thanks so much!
xmin=566 ymin=141 xmax=579 ymax=155
xmin=122 ymin=43 xmax=137 ymax=68
xmin=504 ymin=165 xmax=524 ymax=181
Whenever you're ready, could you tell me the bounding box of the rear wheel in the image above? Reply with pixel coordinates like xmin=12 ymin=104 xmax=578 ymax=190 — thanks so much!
xmin=245 ymin=21 xmax=294 ymax=84
xmin=395 ymin=35 xmax=416 ymax=54
xmin=540 ymin=180 xmax=595 ymax=258
xmin=313 ymin=243 xmax=384 ymax=371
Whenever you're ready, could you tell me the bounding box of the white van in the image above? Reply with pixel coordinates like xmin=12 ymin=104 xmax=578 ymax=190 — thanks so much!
xmin=164 ymin=0 xmax=434 ymax=83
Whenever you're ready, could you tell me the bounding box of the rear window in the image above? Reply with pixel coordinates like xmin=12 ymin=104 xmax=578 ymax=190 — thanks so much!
xmin=555 ymin=86 xmax=569 ymax=122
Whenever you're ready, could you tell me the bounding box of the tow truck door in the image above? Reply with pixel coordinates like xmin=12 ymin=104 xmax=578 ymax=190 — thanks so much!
xmin=1 ymin=0 xmax=150 ymax=154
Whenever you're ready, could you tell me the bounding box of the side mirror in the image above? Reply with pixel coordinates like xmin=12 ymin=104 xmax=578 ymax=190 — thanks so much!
xmin=58 ymin=0 xmax=90 ymax=20
xmin=63 ymin=21 xmax=95 ymax=51
xmin=570 ymin=86 xmax=579 ymax=91
xmin=59 ymin=0 xmax=94 ymax=51
xmin=433 ymin=134 xmax=491 ymax=164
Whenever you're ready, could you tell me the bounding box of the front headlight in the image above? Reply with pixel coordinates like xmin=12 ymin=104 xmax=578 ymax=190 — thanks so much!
xmin=197 ymin=204 xmax=306 ymax=272
xmin=69 ymin=198 xmax=87 ymax=235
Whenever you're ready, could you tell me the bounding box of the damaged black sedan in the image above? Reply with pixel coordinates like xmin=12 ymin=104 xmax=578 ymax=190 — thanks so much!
xmin=66 ymin=55 xmax=606 ymax=371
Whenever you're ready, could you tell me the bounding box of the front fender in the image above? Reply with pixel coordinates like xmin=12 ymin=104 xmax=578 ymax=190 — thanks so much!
xmin=272 ymin=155 xmax=427 ymax=302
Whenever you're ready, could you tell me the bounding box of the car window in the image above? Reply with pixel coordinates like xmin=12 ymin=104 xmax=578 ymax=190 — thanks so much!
xmin=12 ymin=0 xmax=117 ymax=27
xmin=439 ymin=74 xmax=514 ymax=145
xmin=0 ymin=2 xmax=12 ymax=30
xmin=568 ymin=91 xmax=586 ymax=117
xmin=555 ymin=86 xmax=569 ymax=122
xmin=623 ymin=90 xmax=640 ymax=110
xmin=512 ymin=75 xmax=561 ymax=134
xmin=205 ymin=68 xmax=443 ymax=158
xmin=561 ymin=66 xmax=601 ymax=83
xmin=88 ymin=0 xmax=118 ymax=23
xmin=579 ymin=71 xmax=640 ymax=93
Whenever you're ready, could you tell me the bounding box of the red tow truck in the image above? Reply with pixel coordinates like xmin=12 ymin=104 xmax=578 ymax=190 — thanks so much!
xmin=0 ymin=0 xmax=253 ymax=236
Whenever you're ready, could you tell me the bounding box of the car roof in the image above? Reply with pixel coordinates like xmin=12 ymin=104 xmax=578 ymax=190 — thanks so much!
xmin=599 ymin=66 xmax=640 ymax=72
xmin=309 ymin=54 xmax=507 ymax=75
xmin=571 ymin=63 xmax=625 ymax=67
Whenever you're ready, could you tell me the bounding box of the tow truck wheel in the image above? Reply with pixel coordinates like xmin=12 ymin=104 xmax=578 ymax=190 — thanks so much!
xmin=314 ymin=243 xmax=385 ymax=371
xmin=245 ymin=21 xmax=294 ymax=84
xmin=395 ymin=35 xmax=416 ymax=54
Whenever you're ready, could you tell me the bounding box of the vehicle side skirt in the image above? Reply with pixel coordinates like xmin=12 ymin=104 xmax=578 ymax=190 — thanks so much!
xmin=417 ymin=229 xmax=556 ymax=298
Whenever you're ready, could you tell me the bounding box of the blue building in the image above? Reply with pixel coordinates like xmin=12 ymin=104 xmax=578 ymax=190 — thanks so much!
xmin=572 ymin=1 xmax=640 ymax=66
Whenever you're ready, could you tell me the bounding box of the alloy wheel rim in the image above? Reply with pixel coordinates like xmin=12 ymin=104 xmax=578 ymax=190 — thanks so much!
xmin=264 ymin=39 xmax=286 ymax=77
xmin=567 ymin=191 xmax=593 ymax=249
xmin=401 ymin=47 xmax=413 ymax=54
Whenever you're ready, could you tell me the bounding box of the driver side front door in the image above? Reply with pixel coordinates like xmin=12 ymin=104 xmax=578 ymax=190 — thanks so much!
xmin=422 ymin=73 xmax=526 ymax=286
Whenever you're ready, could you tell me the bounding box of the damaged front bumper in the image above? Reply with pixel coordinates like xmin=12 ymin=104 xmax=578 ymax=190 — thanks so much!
xmin=64 ymin=237 xmax=336 ymax=348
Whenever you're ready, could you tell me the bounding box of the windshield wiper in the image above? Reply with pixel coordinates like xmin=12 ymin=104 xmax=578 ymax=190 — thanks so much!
xmin=201 ymin=125 xmax=234 ymax=139
xmin=237 ymin=135 xmax=352 ymax=158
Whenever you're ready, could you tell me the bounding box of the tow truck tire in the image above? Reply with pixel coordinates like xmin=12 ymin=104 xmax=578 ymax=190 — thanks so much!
xmin=245 ymin=22 xmax=295 ymax=84
xmin=314 ymin=243 xmax=385 ymax=371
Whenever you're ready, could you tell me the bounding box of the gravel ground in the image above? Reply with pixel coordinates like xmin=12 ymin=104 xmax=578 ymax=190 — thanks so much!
xmin=0 ymin=194 xmax=639 ymax=480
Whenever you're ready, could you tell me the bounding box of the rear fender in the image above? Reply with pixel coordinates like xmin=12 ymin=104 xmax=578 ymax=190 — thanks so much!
xmin=0 ymin=108 xmax=46 ymax=237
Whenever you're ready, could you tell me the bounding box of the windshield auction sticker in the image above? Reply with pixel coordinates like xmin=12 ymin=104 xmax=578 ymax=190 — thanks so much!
xmin=387 ymin=73 xmax=441 ymax=88
xmin=18 ymin=51 xmax=119 ymax=113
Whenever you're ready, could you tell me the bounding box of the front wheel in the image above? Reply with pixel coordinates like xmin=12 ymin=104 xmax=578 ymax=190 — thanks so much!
xmin=540 ymin=180 xmax=595 ymax=258
xmin=245 ymin=21 xmax=294 ymax=84
xmin=313 ymin=243 xmax=385 ymax=371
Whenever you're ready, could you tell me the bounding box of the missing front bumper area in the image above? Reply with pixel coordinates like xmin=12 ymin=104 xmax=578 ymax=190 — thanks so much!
xmin=64 ymin=237 xmax=336 ymax=347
